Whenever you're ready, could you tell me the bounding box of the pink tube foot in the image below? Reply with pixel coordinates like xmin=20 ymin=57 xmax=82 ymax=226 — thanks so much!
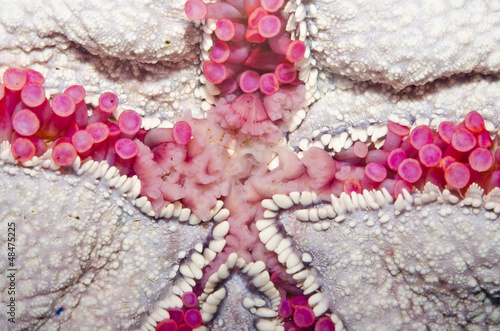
xmin=115 ymin=138 xmax=139 ymax=160
xmin=86 ymin=122 xmax=110 ymax=144
xmin=226 ymin=0 xmax=245 ymax=14
xmin=476 ymin=129 xmax=492 ymax=148
xmin=217 ymin=78 xmax=238 ymax=94
xmin=410 ymin=125 xmax=433 ymax=150
xmin=451 ymin=128 xmax=476 ymax=152
xmin=22 ymin=70 xmax=43 ymax=88
xmin=185 ymin=0 xmax=207 ymax=20
xmin=144 ymin=128 xmax=175 ymax=148
xmin=118 ymin=109 xmax=142 ymax=136
xmin=394 ymin=179 xmax=412 ymax=198
xmin=11 ymin=137 xmax=36 ymax=162
xmin=186 ymin=0 xmax=242 ymax=20
xmin=274 ymin=62 xmax=297 ymax=84
xmin=207 ymin=1 xmax=243 ymax=20
xmin=64 ymin=85 xmax=88 ymax=127
xmin=181 ymin=292 xmax=198 ymax=308
xmin=12 ymin=109 xmax=40 ymax=136
xmin=41 ymin=94 xmax=77 ymax=137
xmin=440 ymin=155 xmax=456 ymax=171
xmin=114 ymin=138 xmax=139 ymax=174
xmin=485 ymin=169 xmax=500 ymax=193
xmin=261 ymin=0 xmax=284 ymax=12
xmin=244 ymin=48 xmax=285 ymax=70
xmin=203 ymin=61 xmax=241 ymax=84
xmin=155 ymin=319 xmax=177 ymax=331
xmin=26 ymin=135 xmax=47 ymax=156
xmin=229 ymin=44 xmax=252 ymax=64
xmin=172 ymin=121 xmax=192 ymax=145
xmin=239 ymin=70 xmax=260 ymax=93
xmin=464 ymin=111 xmax=484 ymax=133
xmin=335 ymin=141 xmax=368 ymax=161
xmin=245 ymin=0 xmax=261 ymax=15
xmin=203 ymin=60 xmax=226 ymax=84
xmin=379 ymin=178 xmax=397 ymax=195
xmin=3 ymin=68 xmax=27 ymax=92
xmin=444 ymin=162 xmax=470 ymax=189
xmin=24 ymin=69 xmax=45 ymax=85
xmin=258 ymin=14 xmax=282 ymax=38
xmin=166 ymin=308 xmax=184 ymax=324
xmin=71 ymin=130 xmax=94 ymax=155
xmin=269 ymin=34 xmax=305 ymax=62
xmin=210 ymin=41 xmax=231 ymax=63
xmin=51 ymin=93 xmax=76 ymax=118
xmin=315 ymin=317 xmax=336 ymax=331
xmin=293 ymin=306 xmax=315 ymax=328
xmin=365 ymin=149 xmax=389 ymax=166
xmin=184 ymin=309 xmax=202 ymax=329
xmin=215 ymin=19 xmax=246 ymax=42
xmin=52 ymin=142 xmax=77 ymax=166
xmin=418 ymin=143 xmax=442 ymax=168
xmin=278 ymin=298 xmax=293 ymax=318
xmin=436 ymin=121 xmax=457 ymax=147
xmin=469 ymin=148 xmax=494 ymax=172
xmin=290 ymin=295 xmax=308 ymax=308
xmin=21 ymin=83 xmax=46 ymax=108
xmin=383 ymin=121 xmax=410 ymax=151
xmin=364 ymin=162 xmax=387 ymax=183
xmin=245 ymin=28 xmax=266 ymax=43
xmin=259 ymin=73 xmax=279 ymax=95
xmin=398 ymin=158 xmax=422 ymax=183
xmin=0 ymin=104 xmax=12 ymax=142
xmin=387 ymin=148 xmax=406 ymax=171
xmin=286 ymin=40 xmax=306 ymax=63
xmin=248 ymin=7 xmax=268 ymax=28
xmin=88 ymin=92 xmax=118 ymax=123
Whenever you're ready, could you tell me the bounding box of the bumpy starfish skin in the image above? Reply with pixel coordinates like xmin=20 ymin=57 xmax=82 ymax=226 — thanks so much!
xmin=0 ymin=166 xmax=211 ymax=330
xmin=0 ymin=0 xmax=204 ymax=119
xmin=291 ymin=74 xmax=500 ymax=144
xmin=281 ymin=199 xmax=500 ymax=329
xmin=0 ymin=0 xmax=499 ymax=330
xmin=0 ymin=0 xmax=199 ymax=64
xmin=311 ymin=0 xmax=500 ymax=89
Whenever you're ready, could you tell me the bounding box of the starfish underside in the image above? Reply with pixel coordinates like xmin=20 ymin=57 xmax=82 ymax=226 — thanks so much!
xmin=0 ymin=0 xmax=499 ymax=330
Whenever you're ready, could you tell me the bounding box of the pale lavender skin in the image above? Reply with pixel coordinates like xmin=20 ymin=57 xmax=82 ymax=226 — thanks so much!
xmin=0 ymin=0 xmax=499 ymax=330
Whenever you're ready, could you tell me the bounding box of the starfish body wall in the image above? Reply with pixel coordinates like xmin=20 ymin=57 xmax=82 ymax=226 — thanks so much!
xmin=0 ymin=0 xmax=499 ymax=330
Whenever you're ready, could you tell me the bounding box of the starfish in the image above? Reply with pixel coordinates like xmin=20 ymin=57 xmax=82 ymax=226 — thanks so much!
xmin=0 ymin=0 xmax=499 ymax=330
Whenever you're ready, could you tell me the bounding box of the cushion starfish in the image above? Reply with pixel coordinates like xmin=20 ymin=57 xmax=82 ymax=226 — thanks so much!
xmin=0 ymin=0 xmax=499 ymax=330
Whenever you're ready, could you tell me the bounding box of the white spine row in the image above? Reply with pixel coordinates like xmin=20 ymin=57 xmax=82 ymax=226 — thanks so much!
xmin=257 ymin=193 xmax=328 ymax=317
xmin=257 ymin=183 xmax=500 ymax=329
xmin=257 ymin=198 xmax=345 ymax=329
xmin=195 ymin=253 xmax=287 ymax=330
xmin=297 ymin=124 xmax=389 ymax=157
xmin=196 ymin=16 xmax=218 ymax=113
xmin=289 ymin=183 xmax=498 ymax=234
xmin=297 ymin=111 xmax=497 ymax=160
xmin=258 ymin=190 xmax=498 ymax=328
xmin=259 ymin=191 xmax=382 ymax=330
xmin=282 ymin=0 xmax=319 ymax=133
xmin=140 ymin=210 xmax=231 ymax=331
xmin=1 ymin=140 xmax=230 ymax=222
